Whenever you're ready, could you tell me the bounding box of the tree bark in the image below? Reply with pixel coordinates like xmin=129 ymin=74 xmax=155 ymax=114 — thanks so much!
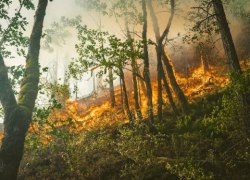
xmin=162 ymin=51 xmax=189 ymax=111
xmin=142 ymin=0 xmax=154 ymax=125
xmin=132 ymin=60 xmax=143 ymax=120
xmin=212 ymin=0 xmax=249 ymax=137
xmin=162 ymin=67 xmax=178 ymax=114
xmin=108 ymin=68 xmax=116 ymax=108
xmin=159 ymin=0 xmax=189 ymax=112
xmin=120 ymin=69 xmax=133 ymax=123
xmin=0 ymin=0 xmax=48 ymax=179
xmin=125 ymin=21 xmax=143 ymax=120
xmin=212 ymin=0 xmax=241 ymax=73
xmin=137 ymin=69 xmax=147 ymax=96
xmin=156 ymin=46 xmax=163 ymax=121
xmin=120 ymin=77 xmax=123 ymax=106
xmin=147 ymin=0 xmax=164 ymax=121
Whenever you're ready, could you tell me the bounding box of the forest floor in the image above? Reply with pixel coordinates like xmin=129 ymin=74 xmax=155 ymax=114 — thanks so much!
xmin=16 ymin=60 xmax=250 ymax=179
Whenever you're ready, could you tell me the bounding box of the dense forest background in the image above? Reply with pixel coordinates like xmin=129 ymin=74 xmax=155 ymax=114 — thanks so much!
xmin=0 ymin=0 xmax=250 ymax=179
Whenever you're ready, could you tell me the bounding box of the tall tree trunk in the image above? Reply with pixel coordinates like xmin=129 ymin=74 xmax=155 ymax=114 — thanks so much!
xmin=162 ymin=68 xmax=178 ymax=114
xmin=120 ymin=77 xmax=123 ymax=106
xmin=147 ymin=0 xmax=164 ymax=121
xmin=162 ymin=51 xmax=189 ymax=111
xmin=212 ymin=0 xmax=248 ymax=136
xmin=120 ymin=69 xmax=133 ymax=123
xmin=125 ymin=21 xmax=143 ymax=120
xmin=0 ymin=0 xmax=48 ymax=179
xmin=108 ymin=68 xmax=116 ymax=107
xmin=132 ymin=61 xmax=143 ymax=120
xmin=212 ymin=0 xmax=241 ymax=73
xmin=148 ymin=0 xmax=188 ymax=112
xmin=137 ymin=69 xmax=147 ymax=96
xmin=156 ymin=46 xmax=163 ymax=121
xmin=142 ymin=0 xmax=154 ymax=125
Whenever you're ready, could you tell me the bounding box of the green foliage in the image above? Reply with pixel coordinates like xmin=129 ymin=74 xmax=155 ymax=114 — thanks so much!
xmin=68 ymin=25 xmax=143 ymax=80
xmin=46 ymin=83 xmax=70 ymax=105
xmin=42 ymin=16 xmax=82 ymax=52
xmin=7 ymin=65 xmax=25 ymax=94
xmin=227 ymin=0 xmax=250 ymax=23
xmin=184 ymin=0 xmax=219 ymax=48
xmin=25 ymin=72 xmax=71 ymax=150
xmin=20 ymin=69 xmax=250 ymax=179
xmin=0 ymin=0 xmax=34 ymax=57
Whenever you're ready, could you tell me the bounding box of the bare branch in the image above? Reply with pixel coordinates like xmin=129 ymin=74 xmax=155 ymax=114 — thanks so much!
xmin=123 ymin=67 xmax=145 ymax=81
xmin=159 ymin=0 xmax=175 ymax=44
xmin=194 ymin=14 xmax=216 ymax=29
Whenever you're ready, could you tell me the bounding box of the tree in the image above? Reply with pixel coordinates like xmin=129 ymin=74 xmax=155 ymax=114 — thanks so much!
xmin=228 ymin=0 xmax=250 ymax=23
xmin=108 ymin=67 xmax=116 ymax=107
xmin=147 ymin=0 xmax=188 ymax=113
xmin=76 ymin=0 xmax=156 ymax=124
xmin=81 ymin=0 xmax=144 ymax=119
xmin=0 ymin=0 xmax=48 ymax=179
xmin=108 ymin=0 xmax=143 ymax=119
xmin=125 ymin=22 xmax=143 ymax=120
xmin=190 ymin=0 xmax=242 ymax=74
xmin=210 ymin=0 xmax=248 ymax=136
xmin=142 ymin=0 xmax=154 ymax=126
xmin=212 ymin=0 xmax=241 ymax=73
xmin=69 ymin=26 xmax=138 ymax=122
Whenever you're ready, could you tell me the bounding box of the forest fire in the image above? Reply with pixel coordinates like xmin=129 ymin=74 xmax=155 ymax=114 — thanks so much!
xmin=27 ymin=54 xmax=250 ymax=147
xmin=177 ymin=64 xmax=229 ymax=99
xmin=1 ymin=0 xmax=250 ymax=178
xmin=30 ymin=61 xmax=236 ymax=143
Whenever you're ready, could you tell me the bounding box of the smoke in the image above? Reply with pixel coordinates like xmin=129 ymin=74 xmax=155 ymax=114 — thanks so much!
xmin=4 ymin=0 xmax=249 ymax=98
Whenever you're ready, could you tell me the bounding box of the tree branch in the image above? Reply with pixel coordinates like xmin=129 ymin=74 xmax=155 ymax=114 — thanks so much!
xmin=159 ymin=0 xmax=175 ymax=44
xmin=194 ymin=14 xmax=216 ymax=29
xmin=0 ymin=52 xmax=17 ymax=114
xmin=123 ymin=67 xmax=145 ymax=81
xmin=18 ymin=0 xmax=48 ymax=111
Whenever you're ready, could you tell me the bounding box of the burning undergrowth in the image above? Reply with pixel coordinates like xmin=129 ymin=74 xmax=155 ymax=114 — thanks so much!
xmin=27 ymin=59 xmax=250 ymax=145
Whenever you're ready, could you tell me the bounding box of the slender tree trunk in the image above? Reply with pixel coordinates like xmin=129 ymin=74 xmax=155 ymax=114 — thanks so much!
xmin=137 ymin=69 xmax=147 ymax=96
xmin=125 ymin=21 xmax=143 ymax=120
xmin=120 ymin=77 xmax=123 ymax=106
xmin=147 ymin=0 xmax=164 ymax=121
xmin=138 ymin=78 xmax=142 ymax=105
xmin=0 ymin=1 xmax=48 ymax=179
xmin=120 ymin=69 xmax=133 ymax=123
xmin=212 ymin=0 xmax=248 ymax=136
xmin=148 ymin=0 xmax=188 ymax=112
xmin=156 ymin=46 xmax=163 ymax=121
xmin=162 ymin=51 xmax=189 ymax=111
xmin=132 ymin=61 xmax=143 ymax=120
xmin=159 ymin=0 xmax=188 ymax=111
xmin=212 ymin=0 xmax=241 ymax=73
xmin=142 ymin=0 xmax=154 ymax=125
xmin=108 ymin=68 xmax=116 ymax=107
xmin=161 ymin=68 xmax=178 ymax=114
